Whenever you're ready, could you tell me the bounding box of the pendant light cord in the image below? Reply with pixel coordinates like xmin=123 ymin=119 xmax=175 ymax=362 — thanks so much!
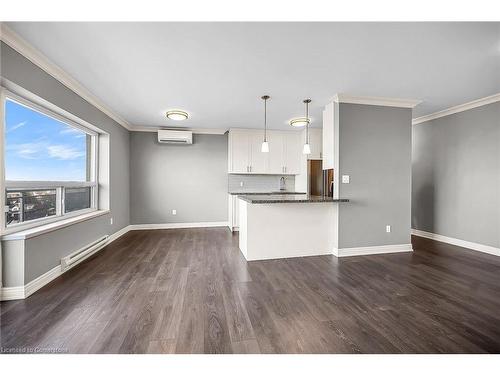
xmin=264 ymin=98 xmax=267 ymax=142
xmin=305 ymin=99 xmax=310 ymax=144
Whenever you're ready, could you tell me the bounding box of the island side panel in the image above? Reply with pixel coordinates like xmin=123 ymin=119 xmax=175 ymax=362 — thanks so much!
xmin=238 ymin=199 xmax=249 ymax=259
xmin=243 ymin=203 xmax=336 ymax=261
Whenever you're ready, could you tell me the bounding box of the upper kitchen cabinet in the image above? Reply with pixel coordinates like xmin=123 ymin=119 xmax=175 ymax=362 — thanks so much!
xmin=283 ymin=132 xmax=301 ymax=174
xmin=267 ymin=131 xmax=285 ymax=174
xmin=228 ymin=130 xmax=251 ymax=173
xmin=249 ymin=132 xmax=269 ymax=173
xmin=228 ymin=129 xmax=268 ymax=174
xmin=228 ymin=129 xmax=300 ymax=174
xmin=265 ymin=131 xmax=300 ymax=175
xmin=301 ymin=127 xmax=322 ymax=160
xmin=322 ymin=101 xmax=336 ymax=170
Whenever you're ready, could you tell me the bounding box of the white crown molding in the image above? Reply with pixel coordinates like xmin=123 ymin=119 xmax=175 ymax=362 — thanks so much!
xmin=333 ymin=243 xmax=413 ymax=257
xmin=412 ymin=93 xmax=500 ymax=125
xmin=131 ymin=125 xmax=228 ymax=135
xmin=333 ymin=93 xmax=422 ymax=108
xmin=0 ymin=23 xmax=133 ymax=131
xmin=411 ymin=229 xmax=500 ymax=257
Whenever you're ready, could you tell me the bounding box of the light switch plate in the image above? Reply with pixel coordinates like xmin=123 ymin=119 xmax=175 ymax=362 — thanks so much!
xmin=240 ymin=181 xmax=244 ymax=187
xmin=342 ymin=175 xmax=350 ymax=184
xmin=172 ymin=209 xmax=177 ymax=215
xmin=386 ymin=225 xmax=391 ymax=233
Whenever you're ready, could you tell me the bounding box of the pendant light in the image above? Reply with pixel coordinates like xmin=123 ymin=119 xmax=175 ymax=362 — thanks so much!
xmin=261 ymin=95 xmax=270 ymax=153
xmin=302 ymin=99 xmax=311 ymax=155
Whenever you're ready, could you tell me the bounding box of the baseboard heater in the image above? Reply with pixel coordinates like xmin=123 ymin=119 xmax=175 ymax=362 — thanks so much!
xmin=61 ymin=235 xmax=109 ymax=271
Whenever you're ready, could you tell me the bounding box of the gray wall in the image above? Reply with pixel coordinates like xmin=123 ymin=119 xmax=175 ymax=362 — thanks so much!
xmin=412 ymin=102 xmax=500 ymax=248
xmin=1 ymin=42 xmax=130 ymax=285
xmin=130 ymin=132 xmax=227 ymax=224
xmin=337 ymin=103 xmax=412 ymax=248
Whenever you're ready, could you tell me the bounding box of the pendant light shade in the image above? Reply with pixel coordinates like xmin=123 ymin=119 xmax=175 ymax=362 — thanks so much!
xmin=302 ymin=99 xmax=312 ymax=155
xmin=261 ymin=141 xmax=269 ymax=153
xmin=303 ymin=143 xmax=311 ymax=155
xmin=261 ymin=95 xmax=270 ymax=153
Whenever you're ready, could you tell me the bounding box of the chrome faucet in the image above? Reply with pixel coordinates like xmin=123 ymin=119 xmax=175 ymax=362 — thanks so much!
xmin=279 ymin=176 xmax=287 ymax=191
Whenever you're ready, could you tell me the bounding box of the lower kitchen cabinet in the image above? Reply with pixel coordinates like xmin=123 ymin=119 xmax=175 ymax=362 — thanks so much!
xmin=228 ymin=194 xmax=240 ymax=231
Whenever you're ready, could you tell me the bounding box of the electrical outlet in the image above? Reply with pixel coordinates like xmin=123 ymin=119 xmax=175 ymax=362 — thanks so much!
xmin=172 ymin=209 xmax=177 ymax=215
xmin=386 ymin=225 xmax=391 ymax=233
xmin=110 ymin=217 xmax=113 ymax=225
xmin=342 ymin=175 xmax=350 ymax=184
xmin=240 ymin=181 xmax=244 ymax=187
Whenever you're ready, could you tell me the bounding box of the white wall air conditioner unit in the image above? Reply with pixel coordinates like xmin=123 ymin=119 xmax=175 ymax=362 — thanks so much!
xmin=158 ymin=129 xmax=193 ymax=144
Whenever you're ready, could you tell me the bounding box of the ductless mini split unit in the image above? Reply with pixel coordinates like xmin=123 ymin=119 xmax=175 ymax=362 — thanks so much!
xmin=157 ymin=129 xmax=193 ymax=144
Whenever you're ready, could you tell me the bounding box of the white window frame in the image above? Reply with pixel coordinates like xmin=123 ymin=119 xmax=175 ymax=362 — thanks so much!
xmin=1 ymin=84 xmax=103 ymax=235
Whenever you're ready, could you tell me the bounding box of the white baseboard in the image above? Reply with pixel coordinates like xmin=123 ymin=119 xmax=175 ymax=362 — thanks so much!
xmin=411 ymin=229 xmax=500 ymax=257
xmin=129 ymin=221 xmax=229 ymax=230
xmin=1 ymin=225 xmax=131 ymax=301
xmin=24 ymin=264 xmax=62 ymax=299
xmin=1 ymin=222 xmax=231 ymax=301
xmin=333 ymin=243 xmax=413 ymax=258
xmin=0 ymin=286 xmax=25 ymax=301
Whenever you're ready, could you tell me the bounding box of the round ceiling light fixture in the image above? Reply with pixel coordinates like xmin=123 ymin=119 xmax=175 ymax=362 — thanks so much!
xmin=289 ymin=117 xmax=310 ymax=127
xmin=166 ymin=110 xmax=189 ymax=121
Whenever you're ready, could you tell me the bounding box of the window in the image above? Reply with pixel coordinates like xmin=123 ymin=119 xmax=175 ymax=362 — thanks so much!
xmin=2 ymin=93 xmax=99 ymax=231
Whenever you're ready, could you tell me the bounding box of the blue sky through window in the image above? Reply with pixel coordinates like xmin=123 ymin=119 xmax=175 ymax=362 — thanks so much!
xmin=5 ymin=99 xmax=88 ymax=181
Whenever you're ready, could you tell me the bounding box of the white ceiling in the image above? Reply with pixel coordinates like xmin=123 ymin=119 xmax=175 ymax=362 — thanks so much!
xmin=6 ymin=22 xmax=500 ymax=130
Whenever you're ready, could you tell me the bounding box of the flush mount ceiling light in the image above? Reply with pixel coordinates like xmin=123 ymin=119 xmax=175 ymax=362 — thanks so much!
xmin=261 ymin=95 xmax=270 ymax=153
xmin=302 ymin=99 xmax=312 ymax=155
xmin=289 ymin=117 xmax=310 ymax=128
xmin=166 ymin=110 xmax=189 ymax=121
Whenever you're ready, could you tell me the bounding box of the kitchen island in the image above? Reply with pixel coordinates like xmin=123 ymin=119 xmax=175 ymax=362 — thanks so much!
xmin=238 ymin=195 xmax=349 ymax=261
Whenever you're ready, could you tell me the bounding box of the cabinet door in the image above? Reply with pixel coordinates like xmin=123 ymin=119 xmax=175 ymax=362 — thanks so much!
xmin=249 ymin=132 xmax=268 ymax=173
xmin=322 ymin=103 xmax=334 ymax=169
xmin=230 ymin=131 xmax=250 ymax=173
xmin=267 ymin=131 xmax=285 ymax=174
xmin=283 ymin=132 xmax=301 ymax=174
xmin=308 ymin=128 xmax=322 ymax=160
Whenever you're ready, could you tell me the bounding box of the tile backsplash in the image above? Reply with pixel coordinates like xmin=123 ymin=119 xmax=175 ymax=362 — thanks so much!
xmin=228 ymin=174 xmax=296 ymax=193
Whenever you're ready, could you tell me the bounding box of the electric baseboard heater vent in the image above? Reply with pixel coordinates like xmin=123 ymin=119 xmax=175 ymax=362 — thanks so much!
xmin=61 ymin=235 xmax=109 ymax=271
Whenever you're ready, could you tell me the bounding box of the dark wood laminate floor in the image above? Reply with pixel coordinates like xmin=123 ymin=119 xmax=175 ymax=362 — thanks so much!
xmin=2 ymin=228 xmax=500 ymax=353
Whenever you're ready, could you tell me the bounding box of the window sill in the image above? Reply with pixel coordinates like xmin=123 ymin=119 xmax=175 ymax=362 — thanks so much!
xmin=1 ymin=210 xmax=110 ymax=241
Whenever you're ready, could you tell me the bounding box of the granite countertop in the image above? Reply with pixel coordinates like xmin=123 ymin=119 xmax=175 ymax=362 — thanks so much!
xmin=238 ymin=194 xmax=350 ymax=204
xmin=228 ymin=191 xmax=307 ymax=195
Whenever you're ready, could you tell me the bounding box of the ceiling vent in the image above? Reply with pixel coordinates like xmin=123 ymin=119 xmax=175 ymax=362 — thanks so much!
xmin=157 ymin=129 xmax=193 ymax=144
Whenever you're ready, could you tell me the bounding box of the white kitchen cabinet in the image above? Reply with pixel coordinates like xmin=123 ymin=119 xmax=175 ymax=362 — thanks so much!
xmin=228 ymin=194 xmax=240 ymax=231
xmin=228 ymin=130 xmax=268 ymax=173
xmin=308 ymin=128 xmax=322 ymax=160
xmin=228 ymin=130 xmax=251 ymax=173
xmin=267 ymin=131 xmax=285 ymax=174
xmin=266 ymin=130 xmax=300 ymax=174
xmin=283 ymin=132 xmax=301 ymax=174
xmin=228 ymin=129 xmax=301 ymax=175
xmin=249 ymin=132 xmax=268 ymax=173
xmin=322 ymin=102 xmax=335 ymax=169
